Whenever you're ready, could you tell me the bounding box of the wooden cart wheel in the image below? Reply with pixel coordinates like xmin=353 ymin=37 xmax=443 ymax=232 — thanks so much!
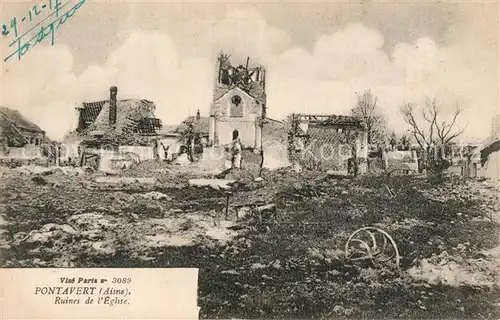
xmin=345 ymin=227 xmax=400 ymax=267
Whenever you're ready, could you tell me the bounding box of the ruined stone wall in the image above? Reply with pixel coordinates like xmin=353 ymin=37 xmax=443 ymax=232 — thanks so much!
xmin=216 ymin=119 xmax=255 ymax=147
xmin=262 ymin=119 xmax=290 ymax=169
xmin=492 ymin=115 xmax=500 ymax=137
xmin=118 ymin=146 xmax=155 ymax=161
xmin=6 ymin=146 xmax=44 ymax=159
xmin=289 ymin=123 xmax=367 ymax=172
xmin=479 ymin=151 xmax=500 ymax=180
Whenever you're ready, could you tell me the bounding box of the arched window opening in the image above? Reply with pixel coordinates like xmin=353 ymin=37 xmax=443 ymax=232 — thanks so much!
xmin=230 ymin=95 xmax=244 ymax=117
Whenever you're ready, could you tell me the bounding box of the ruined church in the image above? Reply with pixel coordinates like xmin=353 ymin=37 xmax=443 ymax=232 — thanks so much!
xmin=208 ymin=53 xmax=267 ymax=149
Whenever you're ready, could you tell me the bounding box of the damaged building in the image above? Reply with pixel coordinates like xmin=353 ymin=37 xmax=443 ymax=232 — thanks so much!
xmin=0 ymin=106 xmax=50 ymax=166
xmin=478 ymin=115 xmax=500 ymax=180
xmin=0 ymin=106 xmax=46 ymax=147
xmin=62 ymin=86 xmax=163 ymax=170
xmin=288 ymin=113 xmax=368 ymax=173
xmin=176 ymin=110 xmax=210 ymax=143
xmin=209 ymin=53 xmax=267 ymax=149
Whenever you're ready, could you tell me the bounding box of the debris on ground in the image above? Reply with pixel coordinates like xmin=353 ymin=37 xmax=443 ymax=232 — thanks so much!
xmin=408 ymin=251 xmax=500 ymax=287
xmin=188 ymin=179 xmax=236 ymax=190
xmin=0 ymin=164 xmax=499 ymax=319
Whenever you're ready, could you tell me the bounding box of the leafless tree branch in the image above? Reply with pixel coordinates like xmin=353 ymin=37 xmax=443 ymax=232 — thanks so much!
xmin=352 ymin=90 xmax=386 ymax=145
xmin=441 ymin=104 xmax=463 ymax=142
xmin=400 ymin=103 xmax=428 ymax=148
xmin=400 ymin=98 xmax=467 ymax=173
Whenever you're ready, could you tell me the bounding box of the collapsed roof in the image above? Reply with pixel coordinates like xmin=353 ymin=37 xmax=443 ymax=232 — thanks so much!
xmin=290 ymin=113 xmax=366 ymax=136
xmin=175 ymin=116 xmax=210 ymax=136
xmin=78 ymin=99 xmax=161 ymax=136
xmin=214 ymin=52 xmax=267 ymax=104
xmin=0 ymin=106 xmax=46 ymax=147
xmin=0 ymin=106 xmax=45 ymax=134
xmin=65 ymin=87 xmax=162 ymax=145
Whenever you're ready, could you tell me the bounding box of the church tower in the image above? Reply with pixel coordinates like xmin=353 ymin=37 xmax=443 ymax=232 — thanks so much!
xmin=209 ymin=52 xmax=266 ymax=149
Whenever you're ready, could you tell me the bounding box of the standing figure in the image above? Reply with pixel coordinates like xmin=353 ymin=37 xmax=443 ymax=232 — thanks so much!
xmin=231 ymin=130 xmax=242 ymax=169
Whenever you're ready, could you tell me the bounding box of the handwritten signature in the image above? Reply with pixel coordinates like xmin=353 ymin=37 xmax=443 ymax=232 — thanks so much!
xmin=3 ymin=0 xmax=86 ymax=63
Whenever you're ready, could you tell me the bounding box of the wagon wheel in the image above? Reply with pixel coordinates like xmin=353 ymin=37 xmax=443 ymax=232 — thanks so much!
xmin=345 ymin=227 xmax=400 ymax=267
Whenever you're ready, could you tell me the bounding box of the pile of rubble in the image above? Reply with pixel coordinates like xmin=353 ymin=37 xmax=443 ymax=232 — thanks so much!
xmin=416 ymin=179 xmax=499 ymax=221
xmin=2 ymin=165 xmax=94 ymax=178
xmin=1 ymin=161 xmax=499 ymax=318
xmin=8 ymin=209 xmax=239 ymax=267
xmin=408 ymin=249 xmax=500 ymax=287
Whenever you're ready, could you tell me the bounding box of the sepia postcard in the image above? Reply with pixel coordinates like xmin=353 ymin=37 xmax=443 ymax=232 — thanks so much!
xmin=0 ymin=0 xmax=499 ymax=319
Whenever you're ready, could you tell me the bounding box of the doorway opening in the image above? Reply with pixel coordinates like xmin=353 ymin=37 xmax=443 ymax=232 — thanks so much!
xmin=232 ymin=129 xmax=239 ymax=141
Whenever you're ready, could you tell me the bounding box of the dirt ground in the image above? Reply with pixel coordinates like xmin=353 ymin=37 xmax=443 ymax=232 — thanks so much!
xmin=1 ymin=162 xmax=499 ymax=319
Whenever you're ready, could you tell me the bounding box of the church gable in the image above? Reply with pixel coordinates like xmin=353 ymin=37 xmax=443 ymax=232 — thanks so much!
xmin=212 ymin=87 xmax=260 ymax=118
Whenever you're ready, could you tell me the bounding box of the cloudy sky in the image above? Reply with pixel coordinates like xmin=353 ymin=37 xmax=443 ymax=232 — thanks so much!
xmin=1 ymin=0 xmax=498 ymax=140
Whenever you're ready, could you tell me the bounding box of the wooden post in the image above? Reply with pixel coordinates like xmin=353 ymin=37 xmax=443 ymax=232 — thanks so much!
xmin=262 ymin=69 xmax=266 ymax=91
xmin=78 ymin=145 xmax=86 ymax=167
xmin=225 ymin=193 xmax=230 ymax=220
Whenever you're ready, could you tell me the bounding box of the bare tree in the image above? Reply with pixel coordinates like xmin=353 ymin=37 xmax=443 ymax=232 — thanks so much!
xmin=351 ymin=90 xmax=387 ymax=146
xmin=400 ymin=98 xmax=466 ymax=174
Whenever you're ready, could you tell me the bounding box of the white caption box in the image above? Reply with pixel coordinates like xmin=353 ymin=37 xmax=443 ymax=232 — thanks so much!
xmin=0 ymin=268 xmax=200 ymax=319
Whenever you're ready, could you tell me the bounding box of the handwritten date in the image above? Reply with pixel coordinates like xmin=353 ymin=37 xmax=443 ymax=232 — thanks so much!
xmin=3 ymin=0 xmax=86 ymax=63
